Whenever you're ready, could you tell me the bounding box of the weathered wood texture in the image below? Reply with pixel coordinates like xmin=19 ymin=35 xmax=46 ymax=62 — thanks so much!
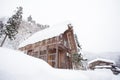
xmin=19 ymin=25 xmax=77 ymax=69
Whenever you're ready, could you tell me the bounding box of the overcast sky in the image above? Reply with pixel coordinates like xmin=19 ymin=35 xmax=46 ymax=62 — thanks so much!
xmin=0 ymin=0 xmax=120 ymax=53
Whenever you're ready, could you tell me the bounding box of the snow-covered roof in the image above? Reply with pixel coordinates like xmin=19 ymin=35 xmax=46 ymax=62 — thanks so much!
xmin=88 ymin=58 xmax=115 ymax=65
xmin=19 ymin=22 xmax=71 ymax=48
xmin=95 ymin=65 xmax=112 ymax=68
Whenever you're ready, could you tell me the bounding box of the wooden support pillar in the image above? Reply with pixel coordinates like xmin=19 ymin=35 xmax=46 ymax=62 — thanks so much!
xmin=65 ymin=51 xmax=67 ymax=69
xmin=46 ymin=46 xmax=48 ymax=62
xmin=46 ymin=40 xmax=48 ymax=62
xmin=38 ymin=47 xmax=41 ymax=58
xmin=55 ymin=36 xmax=59 ymax=68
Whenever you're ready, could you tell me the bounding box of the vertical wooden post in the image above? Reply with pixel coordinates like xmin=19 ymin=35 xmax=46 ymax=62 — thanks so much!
xmin=65 ymin=51 xmax=67 ymax=69
xmin=55 ymin=36 xmax=59 ymax=68
xmin=46 ymin=46 xmax=48 ymax=62
xmin=46 ymin=40 xmax=48 ymax=62
xmin=38 ymin=46 xmax=40 ymax=58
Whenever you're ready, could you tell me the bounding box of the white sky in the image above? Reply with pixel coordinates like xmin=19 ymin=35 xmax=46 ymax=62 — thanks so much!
xmin=0 ymin=0 xmax=120 ymax=53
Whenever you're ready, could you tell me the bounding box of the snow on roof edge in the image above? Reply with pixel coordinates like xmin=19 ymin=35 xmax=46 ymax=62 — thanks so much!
xmin=18 ymin=21 xmax=72 ymax=48
xmin=88 ymin=58 xmax=115 ymax=65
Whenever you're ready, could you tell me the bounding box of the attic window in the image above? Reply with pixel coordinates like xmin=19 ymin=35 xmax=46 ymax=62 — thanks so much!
xmin=64 ymin=39 xmax=67 ymax=47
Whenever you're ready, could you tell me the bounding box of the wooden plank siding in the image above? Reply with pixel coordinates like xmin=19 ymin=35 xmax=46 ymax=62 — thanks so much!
xmin=19 ymin=25 xmax=78 ymax=69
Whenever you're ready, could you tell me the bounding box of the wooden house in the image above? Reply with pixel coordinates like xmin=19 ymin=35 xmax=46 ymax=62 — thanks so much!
xmin=88 ymin=58 xmax=115 ymax=70
xmin=19 ymin=24 xmax=79 ymax=69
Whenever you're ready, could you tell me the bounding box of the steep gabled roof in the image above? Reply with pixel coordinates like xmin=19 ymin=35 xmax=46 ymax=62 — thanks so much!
xmin=19 ymin=22 xmax=71 ymax=48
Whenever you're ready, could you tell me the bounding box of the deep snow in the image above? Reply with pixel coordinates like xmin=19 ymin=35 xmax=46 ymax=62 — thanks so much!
xmin=0 ymin=47 xmax=119 ymax=80
xmin=0 ymin=47 xmax=88 ymax=80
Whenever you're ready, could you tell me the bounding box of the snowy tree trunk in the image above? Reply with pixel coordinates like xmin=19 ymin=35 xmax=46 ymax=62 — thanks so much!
xmin=0 ymin=34 xmax=7 ymax=47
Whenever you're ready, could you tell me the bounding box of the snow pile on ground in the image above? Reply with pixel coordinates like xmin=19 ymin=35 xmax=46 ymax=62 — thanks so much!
xmin=0 ymin=48 xmax=52 ymax=80
xmin=82 ymin=69 xmax=120 ymax=80
xmin=0 ymin=47 xmax=119 ymax=80
xmin=0 ymin=47 xmax=88 ymax=80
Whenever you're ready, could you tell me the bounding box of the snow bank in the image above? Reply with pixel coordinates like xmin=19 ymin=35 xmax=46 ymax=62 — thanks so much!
xmin=82 ymin=69 xmax=120 ymax=80
xmin=19 ymin=22 xmax=70 ymax=48
xmin=0 ymin=47 xmax=119 ymax=80
xmin=0 ymin=47 xmax=53 ymax=80
xmin=0 ymin=47 xmax=88 ymax=80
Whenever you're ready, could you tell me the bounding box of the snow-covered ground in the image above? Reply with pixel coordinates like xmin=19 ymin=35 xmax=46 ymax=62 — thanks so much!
xmin=0 ymin=47 xmax=119 ymax=80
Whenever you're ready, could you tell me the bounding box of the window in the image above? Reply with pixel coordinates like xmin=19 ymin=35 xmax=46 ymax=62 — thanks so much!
xmin=39 ymin=50 xmax=47 ymax=61
xmin=27 ymin=50 xmax=32 ymax=55
xmin=40 ymin=50 xmax=46 ymax=55
xmin=49 ymin=55 xmax=55 ymax=60
xmin=64 ymin=40 xmax=67 ymax=47
xmin=33 ymin=51 xmax=38 ymax=57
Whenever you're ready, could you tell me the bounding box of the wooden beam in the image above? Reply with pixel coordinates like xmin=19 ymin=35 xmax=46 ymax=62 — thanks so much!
xmin=48 ymin=60 xmax=56 ymax=62
xmin=48 ymin=53 xmax=56 ymax=56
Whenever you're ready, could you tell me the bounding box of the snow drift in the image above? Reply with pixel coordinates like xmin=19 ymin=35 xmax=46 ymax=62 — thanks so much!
xmin=0 ymin=47 xmax=88 ymax=80
xmin=0 ymin=47 xmax=119 ymax=80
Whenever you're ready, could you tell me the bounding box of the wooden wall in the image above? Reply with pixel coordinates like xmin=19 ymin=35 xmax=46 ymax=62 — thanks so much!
xmin=19 ymin=25 xmax=77 ymax=69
